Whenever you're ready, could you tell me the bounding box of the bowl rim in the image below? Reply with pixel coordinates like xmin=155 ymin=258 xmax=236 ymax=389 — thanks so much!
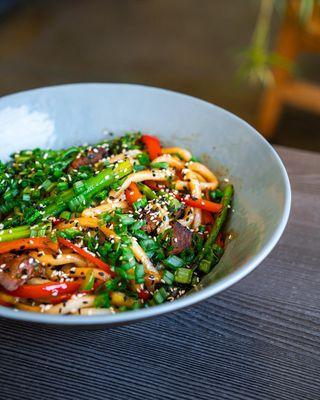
xmin=0 ymin=82 xmax=291 ymax=326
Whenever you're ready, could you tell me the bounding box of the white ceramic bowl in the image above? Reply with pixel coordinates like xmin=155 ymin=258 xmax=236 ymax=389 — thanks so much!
xmin=0 ymin=83 xmax=291 ymax=326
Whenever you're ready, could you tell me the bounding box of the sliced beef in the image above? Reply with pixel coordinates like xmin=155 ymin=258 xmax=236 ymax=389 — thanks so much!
xmin=173 ymin=204 xmax=185 ymax=219
xmin=70 ymin=147 xmax=108 ymax=170
xmin=141 ymin=209 xmax=161 ymax=234
xmin=170 ymin=221 xmax=193 ymax=255
xmin=0 ymin=254 xmax=40 ymax=291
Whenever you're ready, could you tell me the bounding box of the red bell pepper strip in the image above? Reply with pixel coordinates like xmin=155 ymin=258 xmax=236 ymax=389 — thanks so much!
xmin=52 ymin=218 xmax=62 ymax=226
xmin=144 ymin=180 xmax=163 ymax=191
xmin=38 ymin=293 xmax=73 ymax=305
xmin=141 ymin=135 xmax=162 ymax=160
xmin=38 ymin=280 xmax=102 ymax=304
xmin=58 ymin=237 xmax=115 ymax=277
xmin=10 ymin=280 xmax=81 ymax=298
xmin=0 ymin=237 xmax=59 ymax=254
xmin=202 ymin=210 xmax=215 ymax=225
xmin=138 ymin=289 xmax=151 ymax=300
xmin=125 ymin=182 xmax=143 ymax=207
xmin=178 ymin=195 xmax=222 ymax=213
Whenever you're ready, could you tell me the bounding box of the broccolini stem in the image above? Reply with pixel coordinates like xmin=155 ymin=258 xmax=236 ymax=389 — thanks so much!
xmin=0 ymin=225 xmax=30 ymax=242
xmin=198 ymin=184 xmax=233 ymax=273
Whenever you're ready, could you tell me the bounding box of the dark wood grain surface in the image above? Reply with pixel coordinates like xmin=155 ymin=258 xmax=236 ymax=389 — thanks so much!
xmin=0 ymin=146 xmax=319 ymax=400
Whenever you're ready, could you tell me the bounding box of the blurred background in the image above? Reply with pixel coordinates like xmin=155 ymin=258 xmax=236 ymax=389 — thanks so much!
xmin=0 ymin=0 xmax=319 ymax=150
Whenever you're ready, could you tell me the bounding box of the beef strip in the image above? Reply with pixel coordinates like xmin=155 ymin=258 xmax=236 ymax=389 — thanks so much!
xmin=0 ymin=254 xmax=41 ymax=291
xmin=173 ymin=204 xmax=185 ymax=219
xmin=140 ymin=201 xmax=186 ymax=235
xmin=170 ymin=221 xmax=193 ymax=255
xmin=70 ymin=147 xmax=108 ymax=170
xmin=141 ymin=210 xmax=161 ymax=234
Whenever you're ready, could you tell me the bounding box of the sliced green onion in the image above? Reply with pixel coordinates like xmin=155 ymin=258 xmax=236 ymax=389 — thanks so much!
xmin=209 ymin=188 xmax=223 ymax=202
xmin=133 ymin=229 xmax=149 ymax=240
xmin=133 ymin=196 xmax=147 ymax=211
xmin=68 ymin=194 xmax=87 ymax=212
xmin=30 ymin=221 xmax=52 ymax=238
xmin=134 ymin=264 xmax=145 ymax=283
xmin=163 ymin=255 xmax=185 ymax=269
xmin=100 ymin=213 xmax=112 ymax=224
xmin=53 ymin=168 xmax=62 ymax=178
xmin=41 ymin=179 xmax=53 ymax=191
xmin=73 ymin=180 xmax=87 ymax=195
xmin=174 ymin=267 xmax=193 ymax=284
xmin=94 ymin=293 xmax=110 ymax=308
xmin=22 ymin=193 xmax=31 ymax=202
xmin=118 ymin=214 xmax=135 ymax=226
xmin=130 ymin=301 xmax=141 ymax=310
xmin=137 ymin=152 xmax=150 ymax=166
xmin=57 ymin=182 xmax=69 ymax=192
xmin=151 ymin=162 xmax=168 ymax=169
xmin=140 ymin=238 xmax=159 ymax=252
xmin=133 ymin=164 xmax=145 ymax=172
xmin=59 ymin=211 xmax=72 ymax=220
xmin=130 ymin=220 xmax=146 ymax=232
xmin=162 ymin=269 xmax=174 ymax=285
xmin=198 ymin=259 xmax=211 ymax=274
xmin=58 ymin=228 xmax=81 ymax=240
xmin=118 ymin=268 xmax=128 ymax=280
xmin=153 ymin=287 xmax=168 ymax=304
xmin=104 ymin=278 xmax=120 ymax=292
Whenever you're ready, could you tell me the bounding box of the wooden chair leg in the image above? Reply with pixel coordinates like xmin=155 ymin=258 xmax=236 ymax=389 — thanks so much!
xmin=257 ymin=88 xmax=283 ymax=139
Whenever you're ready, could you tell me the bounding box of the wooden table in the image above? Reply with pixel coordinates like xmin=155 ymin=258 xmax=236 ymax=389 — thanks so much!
xmin=0 ymin=146 xmax=319 ymax=400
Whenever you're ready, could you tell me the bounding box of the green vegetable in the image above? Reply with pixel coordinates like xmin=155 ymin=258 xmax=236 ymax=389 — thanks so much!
xmin=140 ymin=238 xmax=159 ymax=252
xmin=73 ymin=180 xmax=87 ymax=195
xmin=209 ymin=188 xmax=224 ymax=202
xmin=118 ymin=214 xmax=135 ymax=226
xmin=163 ymin=255 xmax=185 ymax=269
xmin=136 ymin=152 xmax=150 ymax=166
xmin=159 ymin=191 xmax=182 ymax=214
xmin=94 ymin=293 xmax=111 ymax=308
xmin=58 ymin=228 xmax=81 ymax=240
xmin=198 ymin=184 xmax=233 ymax=273
xmin=137 ymin=183 xmax=157 ymax=200
xmin=30 ymin=222 xmax=52 ymax=238
xmin=59 ymin=211 xmax=72 ymax=220
xmin=41 ymin=179 xmax=56 ymax=193
xmin=174 ymin=268 xmax=193 ymax=284
xmin=2 ymin=159 xmax=133 ymax=238
xmin=133 ymin=196 xmax=147 ymax=211
xmin=0 ymin=133 xmax=233 ymax=312
xmin=134 ymin=264 xmax=145 ymax=283
xmin=153 ymin=287 xmax=168 ymax=304
xmin=133 ymin=164 xmax=145 ymax=172
xmin=162 ymin=269 xmax=174 ymax=285
xmin=151 ymin=162 xmax=169 ymax=169
xmin=130 ymin=220 xmax=146 ymax=232
xmin=133 ymin=229 xmax=149 ymax=240
xmin=81 ymin=269 xmax=95 ymax=291
xmin=0 ymin=225 xmax=30 ymax=242
xmin=57 ymin=182 xmax=69 ymax=192
xmin=0 ymin=222 xmax=54 ymax=242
